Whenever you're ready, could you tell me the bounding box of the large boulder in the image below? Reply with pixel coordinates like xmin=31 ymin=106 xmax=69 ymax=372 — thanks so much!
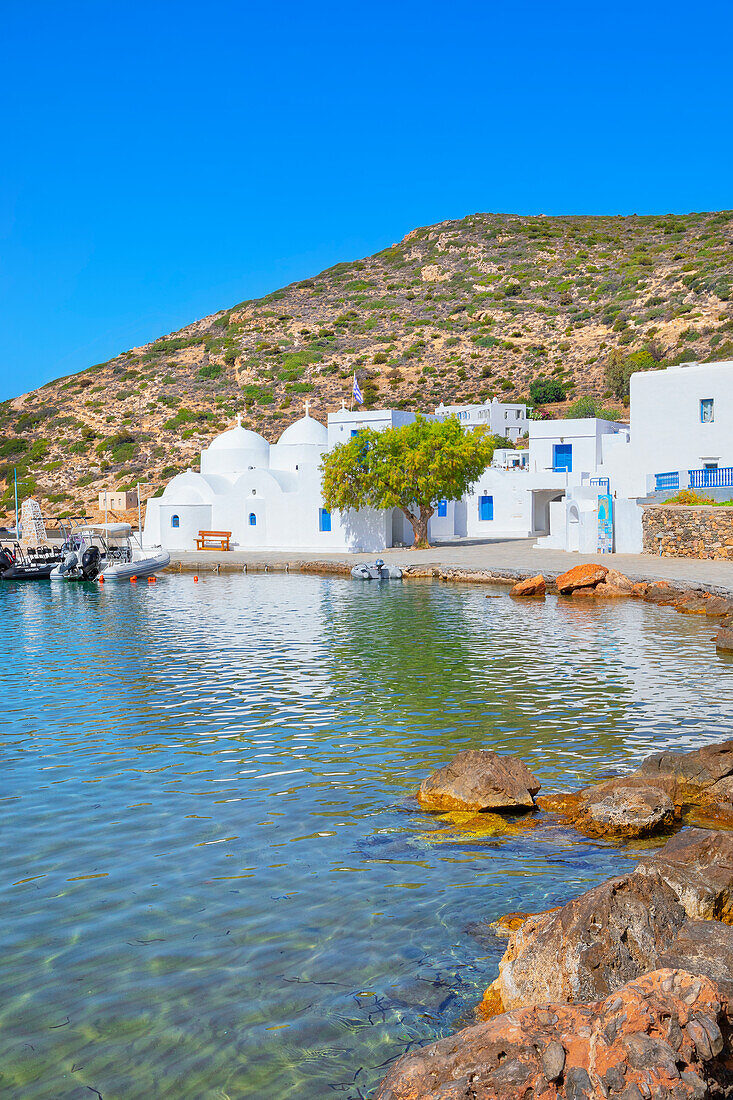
xmin=636 ymin=827 xmax=733 ymax=922
xmin=555 ymin=563 xmax=608 ymax=594
xmin=639 ymin=740 xmax=733 ymax=792
xmin=374 ymin=969 xmax=733 ymax=1100
xmin=717 ymin=627 xmax=733 ymax=652
xmin=492 ymin=830 xmax=733 ymax=1013
xmin=495 ymin=868 xmax=686 ymax=1010
xmin=417 ymin=750 xmax=541 ymax=812
xmin=660 ymin=919 xmax=733 ymax=999
xmin=509 ymin=574 xmax=545 ymax=597
xmin=574 ymin=784 xmax=674 ymax=839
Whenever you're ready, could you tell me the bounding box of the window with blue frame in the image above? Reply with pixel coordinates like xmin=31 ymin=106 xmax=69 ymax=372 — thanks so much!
xmin=701 ymin=398 xmax=714 ymax=423
xmin=553 ymin=443 xmax=573 ymax=472
xmin=249 ymin=513 xmax=257 ymax=526
xmin=171 ymin=515 xmax=180 ymax=528
xmin=351 ymin=429 xmax=361 ymax=437
xmin=479 ymin=495 xmax=493 ymax=521
xmin=319 ymin=508 xmax=331 ymax=532
xmin=437 ymin=500 xmax=447 ymax=518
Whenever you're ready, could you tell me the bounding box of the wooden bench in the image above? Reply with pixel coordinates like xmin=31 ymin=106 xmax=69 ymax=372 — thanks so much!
xmin=195 ymin=530 xmax=232 ymax=551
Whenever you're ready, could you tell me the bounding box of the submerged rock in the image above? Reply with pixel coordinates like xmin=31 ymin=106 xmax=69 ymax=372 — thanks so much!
xmin=509 ymin=574 xmax=546 ymax=597
xmin=574 ymin=784 xmax=675 ymax=839
xmin=555 ymin=563 xmax=608 ymax=593
xmin=417 ymin=750 xmax=541 ymax=813
xmin=716 ymin=626 xmax=733 ymax=652
xmin=374 ymin=968 xmax=733 ymax=1100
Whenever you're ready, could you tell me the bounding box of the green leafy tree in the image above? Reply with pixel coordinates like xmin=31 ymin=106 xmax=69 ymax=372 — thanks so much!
xmin=321 ymin=415 xmax=495 ymax=549
xmin=529 ymin=377 xmax=566 ymax=404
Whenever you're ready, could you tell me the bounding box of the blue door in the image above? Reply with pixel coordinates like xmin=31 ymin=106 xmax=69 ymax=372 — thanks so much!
xmin=437 ymin=500 xmax=447 ymax=518
xmin=479 ymin=495 xmax=493 ymax=521
xmin=319 ymin=508 xmax=331 ymax=532
xmin=553 ymin=444 xmax=573 ymax=472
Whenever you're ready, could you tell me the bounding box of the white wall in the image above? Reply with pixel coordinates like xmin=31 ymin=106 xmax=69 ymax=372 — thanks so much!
xmin=629 ymin=360 xmax=733 ymax=478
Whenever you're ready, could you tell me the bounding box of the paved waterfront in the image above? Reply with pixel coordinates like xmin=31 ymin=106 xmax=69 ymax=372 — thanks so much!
xmin=168 ymin=537 xmax=733 ymax=592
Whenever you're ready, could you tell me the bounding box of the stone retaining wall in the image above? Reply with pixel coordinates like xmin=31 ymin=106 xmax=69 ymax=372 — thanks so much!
xmin=642 ymin=505 xmax=733 ymax=560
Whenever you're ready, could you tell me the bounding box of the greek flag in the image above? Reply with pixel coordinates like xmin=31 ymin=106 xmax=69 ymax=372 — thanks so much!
xmin=352 ymin=373 xmax=364 ymax=405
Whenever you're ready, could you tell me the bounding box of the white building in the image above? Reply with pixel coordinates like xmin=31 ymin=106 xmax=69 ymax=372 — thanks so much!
xmin=434 ymin=398 xmax=528 ymax=441
xmin=144 ymin=412 xmax=389 ymax=553
xmin=630 ymin=360 xmax=733 ymax=494
xmin=145 ymin=360 xmax=733 ymax=558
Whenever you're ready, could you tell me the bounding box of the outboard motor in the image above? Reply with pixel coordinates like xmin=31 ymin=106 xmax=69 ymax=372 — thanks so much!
xmin=81 ymin=546 xmax=101 ymax=580
xmin=0 ymin=549 xmax=15 ymax=577
xmin=59 ymin=551 xmax=78 ymax=576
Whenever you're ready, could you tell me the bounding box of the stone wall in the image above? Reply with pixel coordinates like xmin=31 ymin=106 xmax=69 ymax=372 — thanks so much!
xmin=642 ymin=505 xmax=733 ymax=559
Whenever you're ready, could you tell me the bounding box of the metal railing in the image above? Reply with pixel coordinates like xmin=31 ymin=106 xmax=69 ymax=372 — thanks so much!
xmin=689 ymin=467 xmax=733 ymax=489
xmin=654 ymin=471 xmax=679 ymax=492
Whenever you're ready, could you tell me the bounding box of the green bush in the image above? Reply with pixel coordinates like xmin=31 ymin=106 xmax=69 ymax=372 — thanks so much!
xmin=199 ymin=364 xmax=223 ymax=380
xmin=529 ymin=377 xmax=566 ymax=404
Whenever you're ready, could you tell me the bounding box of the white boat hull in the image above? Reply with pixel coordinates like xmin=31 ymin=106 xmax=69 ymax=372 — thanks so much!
xmin=101 ymin=550 xmax=171 ymax=580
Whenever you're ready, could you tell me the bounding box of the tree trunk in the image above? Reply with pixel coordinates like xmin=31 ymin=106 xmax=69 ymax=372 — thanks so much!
xmin=402 ymin=506 xmax=432 ymax=549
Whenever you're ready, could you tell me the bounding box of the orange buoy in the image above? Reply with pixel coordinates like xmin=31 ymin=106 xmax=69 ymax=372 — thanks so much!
xmin=130 ymin=575 xmax=138 ymax=583
xmin=148 ymin=576 xmax=156 ymax=584
xmin=194 ymin=576 xmax=199 ymax=583
xmin=99 ymin=576 xmax=105 ymax=584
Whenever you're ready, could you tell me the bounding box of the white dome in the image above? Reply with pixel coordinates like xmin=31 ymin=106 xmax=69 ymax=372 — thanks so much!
xmin=277 ymin=415 xmax=328 ymax=447
xmin=207 ymin=425 xmax=270 ymax=457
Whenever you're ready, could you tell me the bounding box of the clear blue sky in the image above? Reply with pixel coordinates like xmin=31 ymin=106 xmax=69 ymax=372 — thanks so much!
xmin=2 ymin=0 xmax=732 ymax=401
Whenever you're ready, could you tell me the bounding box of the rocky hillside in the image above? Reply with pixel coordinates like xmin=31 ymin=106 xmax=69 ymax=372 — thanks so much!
xmin=2 ymin=210 xmax=733 ymax=520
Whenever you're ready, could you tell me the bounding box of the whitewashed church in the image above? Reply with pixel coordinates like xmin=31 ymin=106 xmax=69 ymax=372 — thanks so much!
xmin=143 ymin=406 xmax=392 ymax=552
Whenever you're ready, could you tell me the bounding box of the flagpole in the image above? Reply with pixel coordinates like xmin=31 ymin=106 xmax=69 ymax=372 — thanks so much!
xmin=14 ymin=467 xmax=18 ymax=537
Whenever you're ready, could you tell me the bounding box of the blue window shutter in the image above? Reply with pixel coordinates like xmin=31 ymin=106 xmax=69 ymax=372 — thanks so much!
xmin=437 ymin=500 xmax=447 ymax=518
xmin=319 ymin=508 xmax=331 ymax=532
xmin=249 ymin=512 xmax=257 ymax=526
xmin=479 ymin=495 xmax=493 ymax=521
xmin=171 ymin=515 xmax=180 ymax=528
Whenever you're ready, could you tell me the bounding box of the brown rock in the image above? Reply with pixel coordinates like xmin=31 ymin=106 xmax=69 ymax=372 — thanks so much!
xmin=509 ymin=573 xmax=545 ymax=597
xmin=639 ymin=740 xmax=733 ymax=791
xmin=644 ymin=582 xmax=685 ymax=605
xmin=593 ymin=581 xmax=632 ymax=598
xmin=495 ymin=868 xmax=686 ymax=1009
xmin=374 ymin=969 xmax=732 ymax=1100
xmin=556 ymin=563 xmax=608 ymax=593
xmin=675 ymin=592 xmax=714 ymax=614
xmin=705 ymin=596 xmax=733 ymax=617
xmin=605 ymin=568 xmax=634 ymax=591
xmin=635 ymin=827 xmax=733 ymax=922
xmin=417 ymin=750 xmax=541 ymax=813
xmin=717 ymin=627 xmax=733 ymax=652
xmin=574 ymin=784 xmax=675 ymax=839
xmin=632 ymin=581 xmax=649 ymax=596
xmin=660 ymin=919 xmax=733 ymax=999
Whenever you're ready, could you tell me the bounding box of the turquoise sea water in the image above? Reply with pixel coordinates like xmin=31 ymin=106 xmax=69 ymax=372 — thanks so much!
xmin=2 ymin=574 xmax=733 ymax=1099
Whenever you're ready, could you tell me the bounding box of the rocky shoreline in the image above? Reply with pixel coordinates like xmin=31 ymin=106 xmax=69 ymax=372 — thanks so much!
xmin=376 ymin=739 xmax=733 ymax=1099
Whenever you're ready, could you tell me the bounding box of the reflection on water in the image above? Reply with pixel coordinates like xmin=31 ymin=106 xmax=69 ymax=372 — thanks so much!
xmin=1 ymin=575 xmax=732 ymax=1098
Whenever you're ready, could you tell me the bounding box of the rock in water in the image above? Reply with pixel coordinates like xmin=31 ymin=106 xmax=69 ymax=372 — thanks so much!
xmin=635 ymin=827 xmax=733 ymax=922
xmin=417 ymin=750 xmax=540 ymax=812
xmin=491 ymin=829 xmax=733 ymax=1012
xmin=574 ymin=784 xmax=674 ymax=839
xmin=555 ymin=563 xmax=608 ymax=593
xmin=509 ymin=574 xmax=546 ymax=597
xmin=373 ymin=969 xmax=732 ymax=1100
xmin=495 ymin=868 xmax=686 ymax=1009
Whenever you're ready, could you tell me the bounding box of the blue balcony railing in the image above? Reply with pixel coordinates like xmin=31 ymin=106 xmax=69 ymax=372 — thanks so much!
xmin=689 ymin=467 xmax=733 ymax=489
xmin=655 ymin=471 xmax=680 ymax=492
